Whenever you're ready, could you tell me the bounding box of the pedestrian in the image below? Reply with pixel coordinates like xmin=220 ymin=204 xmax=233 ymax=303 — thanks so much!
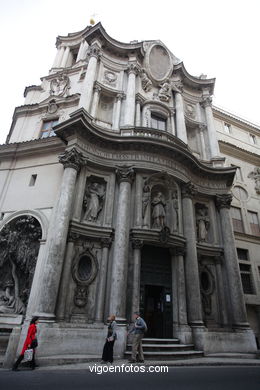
xmin=128 ymin=311 xmax=147 ymax=363
xmin=101 ymin=314 xmax=117 ymax=364
xmin=12 ymin=316 xmax=39 ymax=371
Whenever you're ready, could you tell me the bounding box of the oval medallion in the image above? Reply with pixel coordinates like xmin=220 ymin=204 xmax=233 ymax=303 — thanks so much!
xmin=147 ymin=44 xmax=172 ymax=82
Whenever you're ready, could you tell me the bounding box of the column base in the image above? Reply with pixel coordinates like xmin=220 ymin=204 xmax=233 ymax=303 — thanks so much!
xmin=191 ymin=325 xmax=207 ymax=350
xmin=34 ymin=312 xmax=56 ymax=322
xmin=173 ymin=324 xmax=192 ymax=344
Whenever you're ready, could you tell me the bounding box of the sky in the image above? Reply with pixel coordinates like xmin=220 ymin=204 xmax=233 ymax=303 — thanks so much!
xmin=0 ymin=0 xmax=259 ymax=144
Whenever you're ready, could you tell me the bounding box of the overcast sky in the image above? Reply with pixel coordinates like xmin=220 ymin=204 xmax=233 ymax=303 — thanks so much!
xmin=0 ymin=0 xmax=259 ymax=144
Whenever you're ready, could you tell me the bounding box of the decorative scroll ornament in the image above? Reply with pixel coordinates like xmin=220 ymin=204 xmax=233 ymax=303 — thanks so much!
xmin=116 ymin=166 xmax=135 ymax=184
xmin=201 ymin=96 xmax=212 ymax=108
xmin=248 ymin=167 xmax=260 ymax=195
xmin=50 ymin=74 xmax=70 ymax=97
xmin=181 ymin=182 xmax=198 ymax=198
xmin=158 ymin=81 xmax=171 ymax=102
xmin=131 ymin=239 xmax=143 ymax=250
xmin=215 ymin=194 xmax=233 ymax=210
xmin=139 ymin=68 xmax=152 ymax=92
xmin=172 ymin=80 xmax=183 ymax=93
xmin=127 ymin=62 xmax=140 ymax=75
xmin=58 ymin=148 xmax=87 ymax=172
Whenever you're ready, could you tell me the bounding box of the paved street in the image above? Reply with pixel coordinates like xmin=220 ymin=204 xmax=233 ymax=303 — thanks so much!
xmin=0 ymin=366 xmax=260 ymax=390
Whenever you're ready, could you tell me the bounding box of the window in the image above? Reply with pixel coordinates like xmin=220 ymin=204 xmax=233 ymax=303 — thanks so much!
xmin=248 ymin=211 xmax=260 ymax=236
xmin=231 ymin=207 xmax=244 ymax=233
xmin=224 ymin=123 xmax=231 ymax=134
xmin=237 ymin=248 xmax=249 ymax=261
xmin=151 ymin=113 xmax=166 ymax=131
xmin=239 ymin=263 xmax=254 ymax=294
xmin=29 ymin=174 xmax=37 ymax=187
xmin=249 ymin=134 xmax=257 ymax=144
xmin=40 ymin=119 xmax=59 ymax=138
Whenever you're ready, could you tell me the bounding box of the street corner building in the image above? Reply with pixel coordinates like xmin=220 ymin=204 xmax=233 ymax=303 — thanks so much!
xmin=0 ymin=23 xmax=260 ymax=366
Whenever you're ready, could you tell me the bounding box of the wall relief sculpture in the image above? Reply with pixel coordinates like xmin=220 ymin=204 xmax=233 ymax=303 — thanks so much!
xmin=142 ymin=172 xmax=179 ymax=232
xmin=140 ymin=68 xmax=152 ymax=92
xmin=248 ymin=167 xmax=260 ymax=195
xmin=199 ymin=265 xmax=215 ymax=317
xmin=158 ymin=81 xmax=171 ymax=102
xmin=71 ymin=246 xmax=98 ymax=308
xmin=195 ymin=203 xmax=210 ymax=242
xmin=0 ymin=216 xmax=42 ymax=315
xmin=82 ymin=177 xmax=106 ymax=223
xmin=50 ymin=74 xmax=70 ymax=97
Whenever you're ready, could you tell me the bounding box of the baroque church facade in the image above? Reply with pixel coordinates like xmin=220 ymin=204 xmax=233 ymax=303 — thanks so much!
xmin=0 ymin=23 xmax=259 ymax=364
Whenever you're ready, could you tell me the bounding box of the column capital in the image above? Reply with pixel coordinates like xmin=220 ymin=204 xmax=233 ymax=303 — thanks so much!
xmin=67 ymin=231 xmax=81 ymax=243
xmin=131 ymin=238 xmax=143 ymax=249
xmin=172 ymin=80 xmax=183 ymax=94
xmin=215 ymin=194 xmax=233 ymax=210
xmin=101 ymin=236 xmax=113 ymax=248
xmin=199 ymin=123 xmax=207 ymax=132
xmin=58 ymin=148 xmax=87 ymax=172
xmin=170 ymin=247 xmax=185 ymax=257
xmin=116 ymin=92 xmax=125 ymax=101
xmin=87 ymin=44 xmax=101 ymax=60
xmin=93 ymin=82 xmax=102 ymax=94
xmin=181 ymin=182 xmax=198 ymax=199
xmin=201 ymin=96 xmax=212 ymax=108
xmin=127 ymin=62 xmax=140 ymax=75
xmin=116 ymin=166 xmax=135 ymax=184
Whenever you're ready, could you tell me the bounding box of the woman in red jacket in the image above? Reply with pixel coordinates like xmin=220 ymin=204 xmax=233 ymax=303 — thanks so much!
xmin=12 ymin=316 xmax=39 ymax=371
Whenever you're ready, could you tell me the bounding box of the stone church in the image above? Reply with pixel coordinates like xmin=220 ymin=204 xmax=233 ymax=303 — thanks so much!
xmin=0 ymin=23 xmax=259 ymax=365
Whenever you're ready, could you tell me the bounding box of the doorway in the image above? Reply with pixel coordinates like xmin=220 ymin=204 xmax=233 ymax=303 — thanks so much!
xmin=140 ymin=246 xmax=172 ymax=338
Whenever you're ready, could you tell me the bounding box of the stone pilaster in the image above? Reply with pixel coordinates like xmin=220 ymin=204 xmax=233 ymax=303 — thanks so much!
xmin=135 ymin=97 xmax=142 ymax=127
xmin=131 ymin=239 xmax=143 ymax=317
xmin=175 ymin=88 xmax=187 ymax=144
xmin=214 ymin=256 xmax=228 ymax=326
xmin=90 ymin=83 xmax=101 ymax=117
xmin=113 ymin=93 xmax=124 ymax=130
xmin=60 ymin=46 xmax=70 ymax=68
xmin=181 ymin=182 xmax=204 ymax=327
xmin=123 ymin=63 xmax=139 ymax=127
xmin=35 ymin=148 xmax=87 ymax=320
xmin=170 ymin=108 xmax=176 ymax=136
xmin=199 ymin=124 xmax=207 ymax=160
xmin=95 ymin=236 xmax=113 ymax=322
xmin=201 ymin=97 xmax=220 ymax=158
xmin=79 ymin=43 xmax=101 ymax=112
xmin=215 ymin=194 xmax=249 ymax=328
xmin=109 ymin=166 xmax=135 ymax=321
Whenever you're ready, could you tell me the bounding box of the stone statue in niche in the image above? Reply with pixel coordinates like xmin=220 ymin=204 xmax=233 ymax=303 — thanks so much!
xmin=158 ymin=81 xmax=171 ymax=102
xmin=0 ymin=216 xmax=41 ymax=314
xmin=172 ymin=191 xmax=179 ymax=232
xmin=196 ymin=204 xmax=210 ymax=242
xmin=142 ymin=184 xmax=151 ymax=227
xmin=140 ymin=68 xmax=152 ymax=92
xmin=50 ymin=74 xmax=70 ymax=97
xmin=151 ymin=192 xmax=166 ymax=228
xmin=248 ymin=167 xmax=260 ymax=195
xmin=83 ymin=181 xmax=106 ymax=223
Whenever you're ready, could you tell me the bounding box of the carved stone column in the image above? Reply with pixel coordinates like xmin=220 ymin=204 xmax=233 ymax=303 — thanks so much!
xmin=95 ymin=237 xmax=113 ymax=322
xmin=199 ymin=124 xmax=207 ymax=160
xmin=109 ymin=166 xmax=135 ymax=321
xmin=90 ymin=84 xmax=101 ymax=117
xmin=52 ymin=46 xmax=64 ymax=68
xmin=60 ymin=46 xmax=70 ymax=68
xmin=171 ymin=247 xmax=191 ymax=343
xmin=113 ymin=93 xmax=124 ymax=130
xmin=76 ymin=40 xmax=87 ymax=62
xmin=215 ymin=194 xmax=249 ymax=328
xmin=215 ymin=256 xmax=228 ymax=326
xmin=175 ymin=91 xmax=187 ymax=144
xmin=135 ymin=97 xmax=142 ymax=127
xmin=134 ymin=174 xmax=143 ymax=228
xmin=170 ymin=108 xmax=176 ymax=136
xmin=131 ymin=239 xmax=143 ymax=317
xmin=35 ymin=148 xmax=87 ymax=320
xmin=181 ymin=183 xmax=203 ymax=326
xmin=201 ymin=97 xmax=220 ymax=158
xmin=79 ymin=43 xmax=101 ymax=112
xmin=123 ymin=63 xmax=139 ymax=127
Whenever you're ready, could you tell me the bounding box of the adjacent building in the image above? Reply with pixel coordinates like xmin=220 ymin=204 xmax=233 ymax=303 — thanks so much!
xmin=0 ymin=23 xmax=259 ymax=364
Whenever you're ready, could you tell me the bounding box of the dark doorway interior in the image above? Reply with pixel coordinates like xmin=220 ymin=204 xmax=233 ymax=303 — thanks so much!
xmin=140 ymin=246 xmax=172 ymax=338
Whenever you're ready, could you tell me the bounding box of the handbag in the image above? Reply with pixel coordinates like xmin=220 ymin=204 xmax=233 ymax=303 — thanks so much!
xmin=24 ymin=348 xmax=34 ymax=362
xmin=31 ymin=338 xmax=38 ymax=349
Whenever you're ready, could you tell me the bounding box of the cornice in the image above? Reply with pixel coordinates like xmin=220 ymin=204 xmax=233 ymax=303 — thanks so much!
xmin=54 ymin=108 xmax=236 ymax=188
xmin=0 ymin=137 xmax=65 ymax=160
xmin=213 ymin=106 xmax=260 ymax=133
xmin=173 ymin=62 xmax=215 ymax=94
xmin=234 ymin=232 xmax=260 ymax=245
xmin=219 ymin=140 xmax=260 ymax=165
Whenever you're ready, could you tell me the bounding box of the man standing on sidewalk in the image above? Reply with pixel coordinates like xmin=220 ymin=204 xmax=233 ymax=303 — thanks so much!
xmin=128 ymin=312 xmax=147 ymax=363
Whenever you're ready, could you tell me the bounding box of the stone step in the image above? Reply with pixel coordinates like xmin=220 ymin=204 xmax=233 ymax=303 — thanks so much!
xmin=126 ymin=344 xmax=195 ymax=352
xmin=142 ymin=338 xmax=180 ymax=344
xmin=37 ymin=355 xmax=101 ymax=367
xmin=124 ymin=350 xmax=204 ymax=360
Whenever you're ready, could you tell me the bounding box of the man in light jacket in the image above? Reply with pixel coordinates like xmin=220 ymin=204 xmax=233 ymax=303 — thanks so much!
xmin=128 ymin=311 xmax=147 ymax=363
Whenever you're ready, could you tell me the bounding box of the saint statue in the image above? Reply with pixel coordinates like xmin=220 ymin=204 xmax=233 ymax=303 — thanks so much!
xmin=196 ymin=206 xmax=210 ymax=242
xmin=83 ymin=182 xmax=105 ymax=222
xmin=151 ymin=192 xmax=166 ymax=228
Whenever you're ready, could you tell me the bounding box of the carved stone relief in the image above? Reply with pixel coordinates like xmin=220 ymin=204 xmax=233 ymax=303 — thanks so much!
xmin=71 ymin=245 xmax=99 ymax=308
xmin=103 ymin=70 xmax=118 ymax=88
xmin=199 ymin=265 xmax=215 ymax=319
xmin=139 ymin=68 xmax=152 ymax=92
xmin=248 ymin=167 xmax=260 ymax=195
xmin=158 ymin=81 xmax=171 ymax=102
xmin=0 ymin=216 xmax=42 ymax=315
xmin=82 ymin=176 xmax=106 ymax=223
xmin=50 ymin=74 xmax=70 ymax=97
xmin=195 ymin=203 xmax=210 ymax=243
xmin=185 ymin=103 xmax=196 ymax=119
